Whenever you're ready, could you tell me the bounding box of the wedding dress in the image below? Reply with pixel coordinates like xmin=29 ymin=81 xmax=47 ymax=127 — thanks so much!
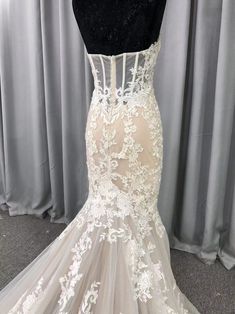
xmin=0 ymin=36 xmax=201 ymax=314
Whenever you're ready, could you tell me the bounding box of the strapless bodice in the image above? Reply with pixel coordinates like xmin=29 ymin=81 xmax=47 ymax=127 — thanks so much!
xmin=87 ymin=37 xmax=161 ymax=111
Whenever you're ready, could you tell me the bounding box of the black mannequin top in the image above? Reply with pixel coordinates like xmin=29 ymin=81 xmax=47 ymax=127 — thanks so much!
xmin=72 ymin=0 xmax=167 ymax=56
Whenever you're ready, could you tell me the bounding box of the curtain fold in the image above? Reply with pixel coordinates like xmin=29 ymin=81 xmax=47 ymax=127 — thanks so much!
xmin=0 ymin=0 xmax=234 ymax=270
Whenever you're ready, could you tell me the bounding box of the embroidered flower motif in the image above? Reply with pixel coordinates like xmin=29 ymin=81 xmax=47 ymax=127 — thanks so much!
xmin=78 ymin=281 xmax=101 ymax=314
xmin=8 ymin=277 xmax=44 ymax=314
xmin=135 ymin=270 xmax=154 ymax=302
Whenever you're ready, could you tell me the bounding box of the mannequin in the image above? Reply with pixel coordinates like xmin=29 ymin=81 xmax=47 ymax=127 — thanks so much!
xmin=72 ymin=0 xmax=167 ymax=55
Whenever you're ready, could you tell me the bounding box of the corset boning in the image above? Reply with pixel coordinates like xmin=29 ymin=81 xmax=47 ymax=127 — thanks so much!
xmin=87 ymin=38 xmax=161 ymax=114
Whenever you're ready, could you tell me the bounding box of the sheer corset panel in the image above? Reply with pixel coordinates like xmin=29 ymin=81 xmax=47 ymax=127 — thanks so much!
xmin=87 ymin=37 xmax=161 ymax=115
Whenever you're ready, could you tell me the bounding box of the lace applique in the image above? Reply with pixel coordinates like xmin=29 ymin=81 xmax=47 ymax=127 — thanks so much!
xmin=126 ymin=238 xmax=154 ymax=302
xmin=58 ymin=225 xmax=94 ymax=312
xmin=8 ymin=277 xmax=44 ymax=314
xmin=78 ymin=281 xmax=101 ymax=314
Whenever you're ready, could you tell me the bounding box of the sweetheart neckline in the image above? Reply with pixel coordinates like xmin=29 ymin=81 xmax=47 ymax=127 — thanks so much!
xmin=87 ymin=36 xmax=161 ymax=59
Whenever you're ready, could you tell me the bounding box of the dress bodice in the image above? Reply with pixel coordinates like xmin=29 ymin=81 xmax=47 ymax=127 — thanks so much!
xmin=87 ymin=37 xmax=161 ymax=115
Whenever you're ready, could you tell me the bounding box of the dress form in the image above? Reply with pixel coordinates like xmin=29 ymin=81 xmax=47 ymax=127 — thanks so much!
xmin=72 ymin=0 xmax=167 ymax=55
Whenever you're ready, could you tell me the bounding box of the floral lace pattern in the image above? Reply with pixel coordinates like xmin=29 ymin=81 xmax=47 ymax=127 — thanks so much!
xmin=4 ymin=37 xmax=200 ymax=314
xmin=8 ymin=277 xmax=44 ymax=314
xmin=78 ymin=281 xmax=101 ymax=314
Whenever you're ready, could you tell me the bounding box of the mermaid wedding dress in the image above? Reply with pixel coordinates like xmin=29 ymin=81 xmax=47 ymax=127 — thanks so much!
xmin=0 ymin=36 xmax=200 ymax=314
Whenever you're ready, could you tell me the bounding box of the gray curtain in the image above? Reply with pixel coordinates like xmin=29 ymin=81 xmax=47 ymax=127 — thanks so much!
xmin=0 ymin=0 xmax=234 ymax=270
xmin=0 ymin=0 xmax=92 ymax=224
